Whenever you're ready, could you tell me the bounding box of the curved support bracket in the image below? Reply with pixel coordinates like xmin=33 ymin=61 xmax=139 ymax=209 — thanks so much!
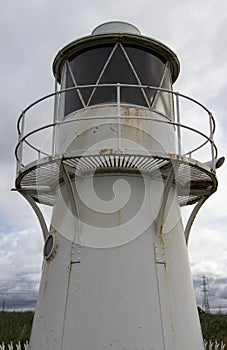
xmin=184 ymin=195 xmax=209 ymax=244
xmin=59 ymin=158 xmax=82 ymax=267
xmin=12 ymin=189 xmax=49 ymax=240
xmin=60 ymin=160 xmax=78 ymax=218
xmin=155 ymin=162 xmax=180 ymax=236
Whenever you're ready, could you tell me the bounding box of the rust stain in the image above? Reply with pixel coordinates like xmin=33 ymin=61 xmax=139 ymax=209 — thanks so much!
xmin=167 ymin=153 xmax=175 ymax=160
xmin=117 ymin=209 xmax=121 ymax=243
xmin=121 ymin=106 xmax=145 ymax=117
xmin=42 ymin=272 xmax=48 ymax=299
xmin=99 ymin=149 xmax=113 ymax=155
xmin=120 ymin=106 xmax=150 ymax=148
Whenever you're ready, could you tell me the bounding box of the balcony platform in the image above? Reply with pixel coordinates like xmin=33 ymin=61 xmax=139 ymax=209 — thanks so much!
xmin=15 ymin=150 xmax=217 ymax=207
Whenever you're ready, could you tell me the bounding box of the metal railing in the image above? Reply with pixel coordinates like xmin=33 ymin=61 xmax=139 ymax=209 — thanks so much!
xmin=204 ymin=339 xmax=226 ymax=349
xmin=0 ymin=341 xmax=29 ymax=350
xmin=0 ymin=339 xmax=226 ymax=349
xmin=15 ymin=84 xmax=217 ymax=173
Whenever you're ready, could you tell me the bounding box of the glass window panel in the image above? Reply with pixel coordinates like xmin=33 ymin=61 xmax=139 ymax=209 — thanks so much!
xmin=61 ymin=43 xmax=173 ymax=116
xmin=69 ymin=46 xmax=114 ymax=104
xmin=125 ymin=45 xmax=166 ymax=102
xmin=91 ymin=46 xmax=145 ymax=106
xmin=64 ymin=71 xmax=84 ymax=116
xmin=152 ymin=68 xmax=174 ymax=120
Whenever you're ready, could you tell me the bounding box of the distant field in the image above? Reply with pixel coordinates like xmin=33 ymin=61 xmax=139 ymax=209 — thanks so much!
xmin=0 ymin=311 xmax=33 ymax=345
xmin=199 ymin=313 xmax=227 ymax=345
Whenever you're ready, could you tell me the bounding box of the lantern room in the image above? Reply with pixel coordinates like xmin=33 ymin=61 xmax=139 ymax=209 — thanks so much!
xmin=53 ymin=21 xmax=180 ymax=120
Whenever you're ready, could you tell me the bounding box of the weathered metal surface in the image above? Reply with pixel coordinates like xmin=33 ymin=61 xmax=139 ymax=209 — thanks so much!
xmin=15 ymin=151 xmax=217 ymax=207
xmin=28 ymin=173 xmax=204 ymax=349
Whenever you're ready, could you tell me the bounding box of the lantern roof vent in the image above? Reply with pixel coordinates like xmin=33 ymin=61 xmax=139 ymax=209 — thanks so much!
xmin=92 ymin=21 xmax=141 ymax=35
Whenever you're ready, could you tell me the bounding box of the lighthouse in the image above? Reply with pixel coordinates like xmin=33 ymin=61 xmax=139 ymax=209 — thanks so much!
xmin=15 ymin=21 xmax=223 ymax=349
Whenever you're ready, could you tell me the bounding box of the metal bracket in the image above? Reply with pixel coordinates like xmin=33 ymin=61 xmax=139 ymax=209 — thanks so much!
xmin=184 ymin=195 xmax=208 ymax=244
xmin=154 ymin=162 xmax=180 ymax=265
xmin=12 ymin=188 xmax=48 ymax=240
xmin=155 ymin=162 xmax=180 ymax=236
xmin=59 ymin=158 xmax=81 ymax=246
xmin=70 ymin=242 xmax=81 ymax=264
xmin=155 ymin=243 xmax=166 ymax=264
xmin=60 ymin=158 xmax=79 ymax=219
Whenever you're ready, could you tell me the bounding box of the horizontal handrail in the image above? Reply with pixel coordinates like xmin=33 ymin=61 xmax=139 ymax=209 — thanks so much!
xmin=15 ymin=115 xmax=217 ymax=164
xmin=17 ymin=84 xmax=215 ymax=134
xmin=15 ymin=83 xmax=218 ymax=173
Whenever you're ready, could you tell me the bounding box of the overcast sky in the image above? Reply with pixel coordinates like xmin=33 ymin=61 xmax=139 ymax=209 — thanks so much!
xmin=0 ymin=0 xmax=227 ymax=312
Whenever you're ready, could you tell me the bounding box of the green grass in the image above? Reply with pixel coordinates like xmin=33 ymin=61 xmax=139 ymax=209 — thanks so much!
xmin=199 ymin=313 xmax=227 ymax=345
xmin=0 ymin=311 xmax=33 ymax=346
xmin=0 ymin=311 xmax=226 ymax=346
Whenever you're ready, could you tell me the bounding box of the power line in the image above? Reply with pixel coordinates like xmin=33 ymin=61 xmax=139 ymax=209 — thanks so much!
xmin=0 ymin=292 xmax=38 ymax=311
xmin=0 ymin=292 xmax=38 ymax=294
xmin=201 ymin=275 xmax=210 ymax=314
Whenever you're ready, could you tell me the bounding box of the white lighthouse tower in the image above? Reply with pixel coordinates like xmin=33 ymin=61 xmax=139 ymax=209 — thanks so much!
xmin=15 ymin=22 xmax=224 ymax=349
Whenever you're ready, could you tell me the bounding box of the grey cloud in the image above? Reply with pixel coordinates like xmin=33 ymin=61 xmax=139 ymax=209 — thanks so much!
xmin=218 ymin=286 xmax=227 ymax=300
xmin=0 ymin=0 xmax=227 ymax=311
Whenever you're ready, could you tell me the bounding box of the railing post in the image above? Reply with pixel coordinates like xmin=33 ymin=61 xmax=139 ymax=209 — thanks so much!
xmin=117 ymin=83 xmax=121 ymax=152
xmin=16 ymin=341 xmax=21 ymax=350
xmin=24 ymin=340 xmax=29 ymax=350
xmin=209 ymin=339 xmax=214 ymax=350
xmin=52 ymin=79 xmax=59 ymax=157
xmin=221 ymin=340 xmax=225 ymax=350
xmin=209 ymin=112 xmax=215 ymax=170
xmin=8 ymin=342 xmax=13 ymax=350
xmin=216 ymin=340 xmax=220 ymax=350
xmin=17 ymin=112 xmax=25 ymax=173
xmin=175 ymin=92 xmax=182 ymax=157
